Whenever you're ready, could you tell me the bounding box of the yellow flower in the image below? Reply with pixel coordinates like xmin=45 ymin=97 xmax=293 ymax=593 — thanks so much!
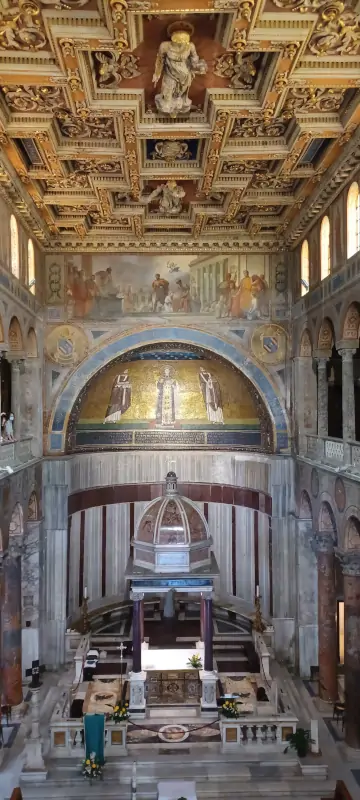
xmin=114 ymin=705 xmax=119 ymax=712
xmin=86 ymin=759 xmax=90 ymax=765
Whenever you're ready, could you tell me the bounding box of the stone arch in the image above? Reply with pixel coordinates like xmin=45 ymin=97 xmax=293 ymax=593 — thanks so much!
xmin=27 ymin=491 xmax=39 ymax=521
xmin=47 ymin=327 xmax=290 ymax=455
xmin=341 ymin=301 xmax=360 ymax=341
xmin=317 ymin=317 xmax=335 ymax=351
xmin=8 ymin=316 xmax=24 ymax=352
xmin=343 ymin=514 xmax=360 ymax=551
xmin=299 ymin=328 xmax=313 ymax=357
xmin=26 ymin=327 xmax=38 ymax=358
xmin=318 ymin=499 xmax=337 ymax=543
xmin=9 ymin=502 xmax=24 ymax=537
xmin=299 ymin=489 xmax=312 ymax=519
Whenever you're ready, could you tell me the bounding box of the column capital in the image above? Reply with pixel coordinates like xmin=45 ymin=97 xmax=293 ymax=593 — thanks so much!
xmin=313 ymin=350 xmax=331 ymax=363
xmin=130 ymin=590 xmax=144 ymax=602
xmin=338 ymin=348 xmax=357 ymax=361
xmin=335 ymin=549 xmax=360 ymax=577
xmin=312 ymin=532 xmax=335 ymax=554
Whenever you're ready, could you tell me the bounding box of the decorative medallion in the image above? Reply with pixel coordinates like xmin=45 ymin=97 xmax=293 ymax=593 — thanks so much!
xmin=45 ymin=324 xmax=89 ymax=366
xmin=311 ymin=468 xmax=319 ymax=499
xmin=251 ymin=324 xmax=287 ymax=365
xmin=335 ymin=477 xmax=346 ymax=513
xmin=158 ymin=725 xmax=189 ymax=743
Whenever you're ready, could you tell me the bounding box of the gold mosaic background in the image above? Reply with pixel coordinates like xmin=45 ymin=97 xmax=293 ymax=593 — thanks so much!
xmin=79 ymin=358 xmax=259 ymax=426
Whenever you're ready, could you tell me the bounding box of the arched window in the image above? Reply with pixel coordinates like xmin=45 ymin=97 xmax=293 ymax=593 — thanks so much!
xmin=301 ymin=239 xmax=309 ymax=296
xmin=10 ymin=214 xmax=19 ymax=278
xmin=27 ymin=239 xmax=35 ymax=294
xmin=320 ymin=215 xmax=331 ymax=280
xmin=347 ymin=181 xmax=360 ymax=259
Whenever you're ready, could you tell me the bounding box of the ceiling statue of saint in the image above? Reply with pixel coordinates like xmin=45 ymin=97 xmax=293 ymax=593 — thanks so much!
xmin=152 ymin=22 xmax=207 ymax=117
xmin=144 ymin=180 xmax=185 ymax=215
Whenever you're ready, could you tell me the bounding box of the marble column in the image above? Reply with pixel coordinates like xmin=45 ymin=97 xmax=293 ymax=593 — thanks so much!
xmin=339 ymin=349 xmax=356 ymax=446
xmin=43 ymin=459 xmax=69 ymax=668
xmin=140 ymin=598 xmax=144 ymax=644
xmin=338 ymin=551 xmax=360 ymax=749
xmin=0 ymin=351 xmax=6 ymax=438
xmin=22 ymin=519 xmax=42 ymax=677
xmin=200 ymin=594 xmax=205 ymax=641
xmin=10 ymin=358 xmax=23 ymax=439
xmin=204 ymin=596 xmax=213 ymax=672
xmin=316 ymin=358 xmax=329 ymax=437
xmin=314 ymin=532 xmax=337 ymax=701
xmin=2 ymin=538 xmax=23 ymax=707
xmin=132 ymin=592 xmax=142 ymax=673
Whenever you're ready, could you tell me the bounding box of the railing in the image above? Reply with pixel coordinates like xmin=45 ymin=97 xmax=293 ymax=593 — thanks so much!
xmin=220 ymin=716 xmax=298 ymax=751
xmin=49 ymin=719 xmax=128 ymax=758
xmin=0 ymin=437 xmax=34 ymax=470
xmin=305 ymin=435 xmax=350 ymax=466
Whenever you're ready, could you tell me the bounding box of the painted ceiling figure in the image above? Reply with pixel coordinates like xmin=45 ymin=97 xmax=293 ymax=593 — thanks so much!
xmin=152 ymin=23 xmax=207 ymax=117
xmin=144 ymin=180 xmax=185 ymax=215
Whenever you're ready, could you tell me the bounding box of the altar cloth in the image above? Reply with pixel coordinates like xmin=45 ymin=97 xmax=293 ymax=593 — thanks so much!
xmin=157 ymin=780 xmax=197 ymax=800
xmin=142 ymin=648 xmax=198 ymax=671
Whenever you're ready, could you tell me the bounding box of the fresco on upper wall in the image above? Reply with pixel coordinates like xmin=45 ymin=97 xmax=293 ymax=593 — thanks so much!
xmin=71 ymin=351 xmax=267 ymax=451
xmin=49 ymin=253 xmax=273 ymax=321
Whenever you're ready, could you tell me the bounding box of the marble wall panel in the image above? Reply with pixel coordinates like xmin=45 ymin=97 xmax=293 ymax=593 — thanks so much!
xmin=208 ymin=503 xmax=233 ymax=600
xmin=106 ymin=503 xmax=130 ymax=598
xmin=258 ymin=512 xmax=270 ymax=618
xmin=68 ymin=511 xmax=81 ymax=614
xmin=235 ymin=506 xmax=255 ymax=609
xmin=83 ymin=506 xmax=102 ymax=603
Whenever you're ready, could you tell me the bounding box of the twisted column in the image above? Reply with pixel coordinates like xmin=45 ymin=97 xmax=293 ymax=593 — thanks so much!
xmin=313 ymin=532 xmax=337 ymax=701
xmin=316 ymin=358 xmax=329 ymax=437
xmin=2 ymin=537 xmax=23 ymax=707
xmin=337 ymin=551 xmax=360 ymax=748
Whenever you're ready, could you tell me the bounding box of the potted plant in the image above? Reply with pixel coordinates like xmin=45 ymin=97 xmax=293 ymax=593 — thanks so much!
xmin=220 ymin=700 xmax=240 ymax=719
xmin=284 ymin=728 xmax=313 ymax=758
xmin=187 ymin=654 xmax=202 ymax=669
xmin=109 ymin=703 xmax=130 ymax=723
xmin=81 ymin=752 xmax=103 ymax=781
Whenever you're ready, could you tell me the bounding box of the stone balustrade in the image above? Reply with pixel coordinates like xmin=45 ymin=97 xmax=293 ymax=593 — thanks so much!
xmin=0 ymin=436 xmax=34 ymax=471
xmin=49 ymin=719 xmax=128 ymax=758
xmin=305 ymin=435 xmax=351 ymax=467
xmin=220 ymin=716 xmax=298 ymax=752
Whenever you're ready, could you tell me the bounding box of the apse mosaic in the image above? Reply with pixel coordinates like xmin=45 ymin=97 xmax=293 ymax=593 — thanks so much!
xmin=74 ymin=353 xmax=265 ymax=452
xmin=53 ymin=253 xmax=271 ymax=321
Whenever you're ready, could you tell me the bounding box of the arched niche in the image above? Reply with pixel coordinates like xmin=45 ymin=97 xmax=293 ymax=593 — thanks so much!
xmin=317 ymin=317 xmax=334 ymax=351
xmin=8 ymin=316 xmax=24 ymax=353
xmin=344 ymin=515 xmax=360 ymax=551
xmin=48 ymin=327 xmax=290 ymax=454
xmin=318 ymin=500 xmax=337 ymax=543
xmin=299 ymin=489 xmax=312 ymax=520
xmin=28 ymin=491 xmax=39 ymax=521
xmin=65 ymin=341 xmax=275 ymax=454
xmin=341 ymin=302 xmax=360 ymax=342
xmin=299 ymin=328 xmax=312 ymax=357
xmin=9 ymin=502 xmax=24 ymax=537
xmin=26 ymin=327 xmax=38 ymax=358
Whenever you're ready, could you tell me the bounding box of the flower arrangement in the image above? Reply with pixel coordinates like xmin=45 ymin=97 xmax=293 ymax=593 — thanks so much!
xmin=220 ymin=699 xmax=240 ymax=719
xmin=82 ymin=752 xmax=103 ymax=780
xmin=187 ymin=654 xmax=202 ymax=669
xmin=109 ymin=703 xmax=129 ymax=723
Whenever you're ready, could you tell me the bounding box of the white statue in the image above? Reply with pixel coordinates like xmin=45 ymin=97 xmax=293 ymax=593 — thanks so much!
xmin=4 ymin=412 xmax=15 ymax=441
xmin=144 ymin=180 xmax=185 ymax=215
xmin=152 ymin=23 xmax=207 ymax=117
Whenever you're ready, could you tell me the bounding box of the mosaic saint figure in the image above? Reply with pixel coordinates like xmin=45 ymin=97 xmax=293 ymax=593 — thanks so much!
xmin=104 ymin=370 xmax=131 ymax=423
xmin=199 ymin=367 xmax=224 ymax=424
xmin=152 ymin=24 xmax=207 ymax=117
xmin=156 ymin=366 xmax=178 ymax=426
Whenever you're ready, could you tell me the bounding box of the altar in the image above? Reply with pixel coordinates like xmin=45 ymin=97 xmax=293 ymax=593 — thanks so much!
xmin=142 ymin=648 xmax=200 ymax=672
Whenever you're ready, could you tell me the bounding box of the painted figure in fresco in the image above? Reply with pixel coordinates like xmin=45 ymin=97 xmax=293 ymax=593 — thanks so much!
xmin=152 ymin=24 xmax=207 ymax=117
xmin=104 ymin=370 xmax=131 ymax=423
xmin=174 ymin=278 xmax=191 ymax=312
xmin=247 ymin=274 xmax=269 ymax=318
xmin=152 ymin=273 xmax=169 ymax=312
xmin=94 ymin=266 xmax=118 ymax=297
xmin=199 ymin=367 xmax=224 ymax=424
xmin=156 ymin=367 xmax=178 ymax=426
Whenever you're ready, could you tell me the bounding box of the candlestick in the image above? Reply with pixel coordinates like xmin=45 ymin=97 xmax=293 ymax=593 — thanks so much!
xmin=83 ymin=585 xmax=88 ymax=599
xmin=256 ymin=585 xmax=259 ymax=598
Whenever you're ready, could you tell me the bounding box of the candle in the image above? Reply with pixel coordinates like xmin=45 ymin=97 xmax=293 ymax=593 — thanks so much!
xmin=256 ymin=585 xmax=259 ymax=598
xmin=83 ymin=586 xmax=88 ymax=599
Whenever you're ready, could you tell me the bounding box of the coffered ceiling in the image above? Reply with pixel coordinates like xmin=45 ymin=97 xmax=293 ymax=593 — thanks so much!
xmin=0 ymin=0 xmax=359 ymax=253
